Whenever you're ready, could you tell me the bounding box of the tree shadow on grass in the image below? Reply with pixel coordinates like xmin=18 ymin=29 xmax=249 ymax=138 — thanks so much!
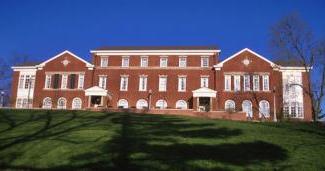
xmin=0 ymin=111 xmax=289 ymax=171
xmin=65 ymin=113 xmax=288 ymax=171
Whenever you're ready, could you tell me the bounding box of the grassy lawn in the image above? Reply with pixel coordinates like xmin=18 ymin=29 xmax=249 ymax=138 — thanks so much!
xmin=0 ymin=110 xmax=324 ymax=170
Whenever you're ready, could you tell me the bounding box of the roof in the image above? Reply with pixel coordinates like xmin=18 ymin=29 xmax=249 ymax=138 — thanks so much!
xmin=37 ymin=50 xmax=94 ymax=68
xmin=14 ymin=62 xmax=40 ymax=67
xmin=214 ymin=48 xmax=276 ymax=68
xmin=274 ymin=60 xmax=305 ymax=67
xmin=94 ymin=46 xmax=219 ymax=51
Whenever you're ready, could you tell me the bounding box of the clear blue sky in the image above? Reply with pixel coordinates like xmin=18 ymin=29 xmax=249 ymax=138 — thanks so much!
xmin=0 ymin=0 xmax=324 ymax=62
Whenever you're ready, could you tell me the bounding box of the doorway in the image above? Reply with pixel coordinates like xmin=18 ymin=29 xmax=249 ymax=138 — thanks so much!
xmin=199 ymin=97 xmax=210 ymax=112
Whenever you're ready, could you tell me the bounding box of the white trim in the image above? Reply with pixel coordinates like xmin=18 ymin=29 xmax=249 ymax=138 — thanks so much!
xmin=36 ymin=50 xmax=94 ymax=68
xmin=92 ymin=52 xmax=217 ymax=56
xmin=91 ymin=49 xmax=220 ymax=53
xmin=214 ymin=48 xmax=276 ymax=69
xmin=192 ymin=87 xmax=216 ymax=97
xmin=85 ymin=86 xmax=107 ymax=96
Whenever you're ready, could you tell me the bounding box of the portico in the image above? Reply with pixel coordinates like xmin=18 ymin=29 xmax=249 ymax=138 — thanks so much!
xmin=192 ymin=87 xmax=217 ymax=112
xmin=85 ymin=86 xmax=108 ymax=108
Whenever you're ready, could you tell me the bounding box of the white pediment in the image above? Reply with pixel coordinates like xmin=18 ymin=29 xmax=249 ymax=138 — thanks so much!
xmin=85 ymin=86 xmax=107 ymax=96
xmin=192 ymin=87 xmax=217 ymax=97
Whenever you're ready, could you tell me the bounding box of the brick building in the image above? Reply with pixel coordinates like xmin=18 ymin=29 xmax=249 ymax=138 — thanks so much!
xmin=11 ymin=47 xmax=312 ymax=121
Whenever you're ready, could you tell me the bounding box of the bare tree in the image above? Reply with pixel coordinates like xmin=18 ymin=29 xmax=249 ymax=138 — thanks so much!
xmin=270 ymin=13 xmax=325 ymax=121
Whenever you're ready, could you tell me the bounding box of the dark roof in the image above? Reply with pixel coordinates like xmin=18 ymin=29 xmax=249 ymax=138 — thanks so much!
xmin=274 ymin=60 xmax=305 ymax=67
xmin=15 ymin=62 xmax=40 ymax=66
xmin=95 ymin=46 xmax=219 ymax=51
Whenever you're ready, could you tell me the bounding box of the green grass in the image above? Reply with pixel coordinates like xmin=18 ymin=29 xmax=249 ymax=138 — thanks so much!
xmin=0 ymin=109 xmax=324 ymax=171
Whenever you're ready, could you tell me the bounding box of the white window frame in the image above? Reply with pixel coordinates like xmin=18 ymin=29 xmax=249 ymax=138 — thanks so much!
xmin=120 ymin=76 xmax=129 ymax=91
xmin=57 ymin=97 xmax=67 ymax=109
xmin=42 ymin=97 xmax=52 ymax=109
xmin=259 ymin=100 xmax=270 ymax=118
xmin=139 ymin=75 xmax=148 ymax=91
xmin=176 ymin=100 xmax=187 ymax=109
xmin=179 ymin=57 xmax=187 ymax=67
xmin=242 ymin=100 xmax=253 ymax=117
xmin=201 ymin=56 xmax=209 ymax=67
xmin=45 ymin=74 xmax=52 ymax=89
xmin=200 ymin=77 xmax=209 ymax=88
xmin=136 ymin=99 xmax=148 ymax=109
xmin=100 ymin=57 xmax=108 ymax=67
xmin=98 ymin=76 xmax=107 ymax=89
xmin=140 ymin=56 xmax=148 ymax=67
xmin=224 ymin=75 xmax=231 ymax=91
xmin=155 ymin=99 xmax=168 ymax=109
xmin=234 ymin=75 xmax=241 ymax=91
xmin=159 ymin=76 xmax=167 ymax=92
xmin=243 ymin=75 xmax=250 ymax=91
xmin=78 ymin=74 xmax=84 ymax=89
xmin=118 ymin=99 xmax=129 ymax=108
xmin=225 ymin=100 xmax=235 ymax=111
xmin=121 ymin=56 xmax=129 ymax=67
xmin=61 ymin=74 xmax=68 ymax=89
xmin=262 ymin=75 xmax=270 ymax=91
xmin=178 ymin=76 xmax=186 ymax=92
xmin=72 ymin=97 xmax=82 ymax=109
xmin=253 ymin=75 xmax=260 ymax=91
xmin=160 ymin=57 xmax=168 ymax=68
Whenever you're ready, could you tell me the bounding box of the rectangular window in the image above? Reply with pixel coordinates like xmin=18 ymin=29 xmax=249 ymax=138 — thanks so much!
xmin=139 ymin=76 xmax=147 ymax=91
xmin=69 ymin=74 xmax=76 ymax=89
xmin=100 ymin=57 xmax=108 ymax=67
xmin=140 ymin=57 xmax=148 ymax=67
xmin=24 ymin=75 xmax=31 ymax=89
xmin=98 ymin=76 xmax=107 ymax=89
xmin=61 ymin=74 xmax=68 ymax=89
xmin=53 ymin=74 xmax=60 ymax=89
xmin=224 ymin=75 xmax=231 ymax=91
xmin=243 ymin=75 xmax=250 ymax=91
xmin=78 ymin=74 xmax=84 ymax=89
xmin=30 ymin=75 xmax=35 ymax=88
xmin=178 ymin=76 xmax=186 ymax=92
xmin=19 ymin=75 xmax=25 ymax=89
xmin=159 ymin=76 xmax=167 ymax=92
xmin=201 ymin=57 xmax=209 ymax=67
xmin=120 ymin=76 xmax=128 ymax=91
xmin=200 ymin=77 xmax=209 ymax=88
xmin=179 ymin=57 xmax=187 ymax=67
xmin=234 ymin=75 xmax=241 ymax=91
xmin=253 ymin=75 xmax=260 ymax=91
xmin=121 ymin=56 xmax=129 ymax=67
xmin=160 ymin=57 xmax=168 ymax=67
xmin=45 ymin=75 xmax=51 ymax=89
xmin=262 ymin=75 xmax=269 ymax=91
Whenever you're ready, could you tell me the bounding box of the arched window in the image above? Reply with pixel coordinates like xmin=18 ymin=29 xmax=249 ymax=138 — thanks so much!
xmin=72 ymin=98 xmax=82 ymax=109
xmin=155 ymin=99 xmax=167 ymax=109
xmin=42 ymin=97 xmax=52 ymax=109
xmin=176 ymin=100 xmax=187 ymax=109
xmin=57 ymin=97 xmax=67 ymax=109
xmin=242 ymin=100 xmax=253 ymax=117
xmin=136 ymin=99 xmax=148 ymax=109
xmin=118 ymin=99 xmax=129 ymax=109
xmin=225 ymin=100 xmax=235 ymax=112
xmin=259 ymin=100 xmax=270 ymax=118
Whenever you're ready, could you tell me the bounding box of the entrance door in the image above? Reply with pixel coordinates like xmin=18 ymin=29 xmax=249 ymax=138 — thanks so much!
xmin=199 ymin=97 xmax=210 ymax=112
xmin=91 ymin=96 xmax=102 ymax=107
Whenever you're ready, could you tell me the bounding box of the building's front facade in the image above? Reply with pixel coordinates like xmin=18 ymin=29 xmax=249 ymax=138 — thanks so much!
xmin=11 ymin=47 xmax=313 ymax=121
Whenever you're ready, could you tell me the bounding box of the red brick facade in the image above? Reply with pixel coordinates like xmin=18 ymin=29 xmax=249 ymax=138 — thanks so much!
xmin=11 ymin=47 xmax=313 ymax=121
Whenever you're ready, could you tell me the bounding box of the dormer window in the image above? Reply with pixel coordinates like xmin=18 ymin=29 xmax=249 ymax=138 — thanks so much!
xmin=160 ymin=57 xmax=168 ymax=68
xmin=201 ymin=56 xmax=209 ymax=67
xmin=100 ymin=57 xmax=108 ymax=67
xmin=179 ymin=56 xmax=187 ymax=67
xmin=140 ymin=56 xmax=148 ymax=67
xmin=121 ymin=56 xmax=129 ymax=67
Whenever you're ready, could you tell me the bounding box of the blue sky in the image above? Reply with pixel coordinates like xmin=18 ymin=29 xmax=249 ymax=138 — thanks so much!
xmin=0 ymin=0 xmax=325 ymax=62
